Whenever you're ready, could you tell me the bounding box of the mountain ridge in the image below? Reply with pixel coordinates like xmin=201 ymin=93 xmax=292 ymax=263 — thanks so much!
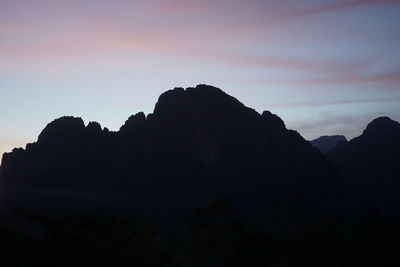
xmin=0 ymin=84 xmax=340 ymax=226
xmin=1 ymin=84 xmax=399 ymax=226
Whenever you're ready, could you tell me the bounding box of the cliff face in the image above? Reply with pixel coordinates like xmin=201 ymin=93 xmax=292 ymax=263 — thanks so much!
xmin=0 ymin=85 xmax=339 ymax=224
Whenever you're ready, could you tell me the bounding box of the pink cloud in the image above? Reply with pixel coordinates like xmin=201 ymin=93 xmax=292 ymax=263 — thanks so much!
xmin=1 ymin=0 xmax=398 ymax=80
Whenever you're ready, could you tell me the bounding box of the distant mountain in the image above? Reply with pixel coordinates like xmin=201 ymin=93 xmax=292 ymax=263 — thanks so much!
xmin=311 ymin=135 xmax=347 ymax=153
xmin=0 ymin=85 xmax=340 ymax=226
xmin=328 ymin=117 xmax=400 ymax=214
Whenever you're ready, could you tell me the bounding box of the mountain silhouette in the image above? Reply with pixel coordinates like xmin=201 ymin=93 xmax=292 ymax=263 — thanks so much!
xmin=2 ymin=86 xmax=400 ymax=266
xmin=311 ymin=135 xmax=347 ymax=153
xmin=0 ymin=85 xmax=341 ymax=226
xmin=328 ymin=116 xmax=400 ymax=215
xmin=328 ymin=116 xmax=400 ymax=175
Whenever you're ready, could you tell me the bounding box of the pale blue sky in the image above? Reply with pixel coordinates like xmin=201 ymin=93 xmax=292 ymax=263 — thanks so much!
xmin=1 ymin=0 xmax=400 ymax=157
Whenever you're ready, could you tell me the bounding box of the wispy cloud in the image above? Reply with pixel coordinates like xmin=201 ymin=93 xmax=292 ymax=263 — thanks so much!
xmin=268 ymin=95 xmax=400 ymax=108
xmin=301 ymin=0 xmax=400 ymax=16
xmin=231 ymin=67 xmax=400 ymax=92
xmin=293 ymin=71 xmax=400 ymax=88
xmin=1 ymin=0 xmax=399 ymax=72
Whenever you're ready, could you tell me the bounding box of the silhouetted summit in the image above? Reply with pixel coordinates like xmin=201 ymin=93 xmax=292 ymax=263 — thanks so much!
xmin=153 ymin=85 xmax=246 ymax=116
xmin=38 ymin=116 xmax=85 ymax=142
xmin=362 ymin=116 xmax=400 ymax=137
xmin=120 ymin=112 xmax=146 ymax=133
xmin=1 ymin=85 xmax=339 ymax=225
xmin=328 ymin=116 xmax=400 ymax=173
xmin=311 ymin=135 xmax=347 ymax=153
xmin=328 ymin=116 xmax=400 ymax=215
xmin=262 ymin=111 xmax=286 ymax=132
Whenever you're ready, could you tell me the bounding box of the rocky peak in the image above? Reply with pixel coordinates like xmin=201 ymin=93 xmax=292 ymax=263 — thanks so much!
xmin=37 ymin=116 xmax=85 ymax=144
xmin=363 ymin=116 xmax=400 ymax=137
xmin=119 ymin=112 xmax=146 ymax=133
xmin=262 ymin=111 xmax=286 ymax=131
xmin=86 ymin=121 xmax=102 ymax=132
xmin=152 ymin=84 xmax=246 ymax=118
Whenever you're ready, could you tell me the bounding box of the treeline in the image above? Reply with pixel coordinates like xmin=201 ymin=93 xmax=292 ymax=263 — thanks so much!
xmin=1 ymin=203 xmax=400 ymax=267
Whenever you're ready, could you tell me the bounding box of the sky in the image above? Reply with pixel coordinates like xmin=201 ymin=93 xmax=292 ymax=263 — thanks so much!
xmin=1 ymin=0 xmax=400 ymax=157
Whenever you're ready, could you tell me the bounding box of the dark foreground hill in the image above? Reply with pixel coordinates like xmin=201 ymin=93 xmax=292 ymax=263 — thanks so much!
xmin=311 ymin=135 xmax=347 ymax=153
xmin=0 ymin=85 xmax=340 ymax=226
